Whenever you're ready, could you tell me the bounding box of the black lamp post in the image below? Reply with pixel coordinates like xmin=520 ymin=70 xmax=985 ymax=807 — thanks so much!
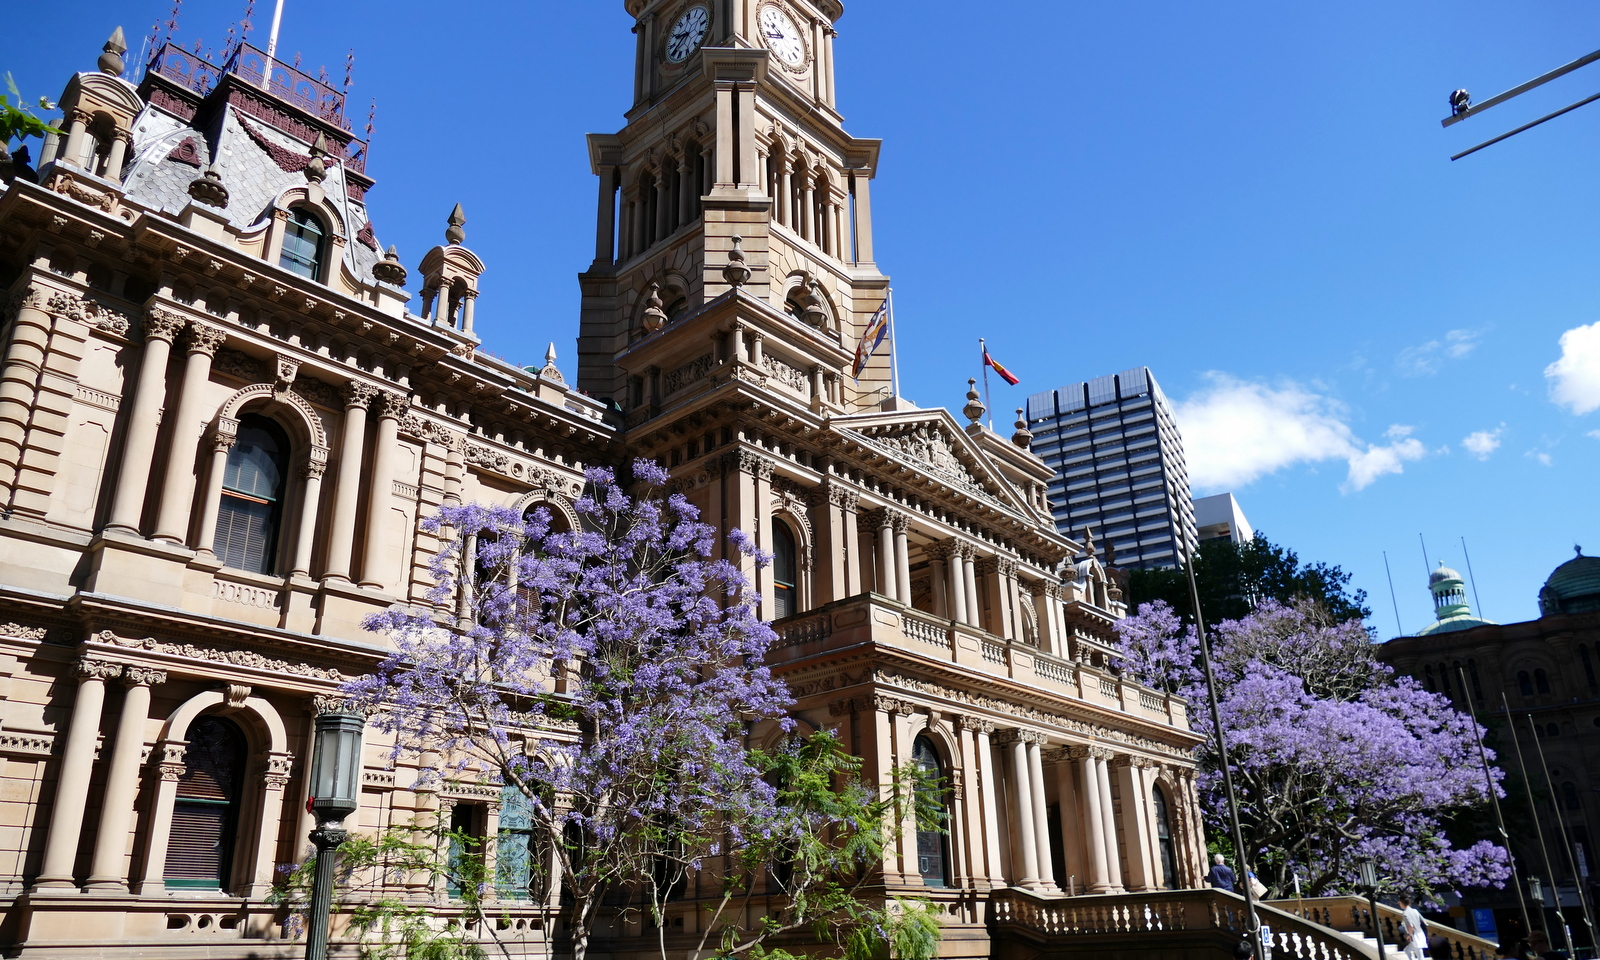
xmin=1359 ymin=856 xmax=1386 ymax=960
xmin=305 ymin=709 xmax=365 ymax=960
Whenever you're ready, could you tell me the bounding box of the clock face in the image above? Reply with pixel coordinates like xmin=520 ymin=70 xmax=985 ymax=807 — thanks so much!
xmin=758 ymin=5 xmax=807 ymax=67
xmin=665 ymin=5 xmax=710 ymax=64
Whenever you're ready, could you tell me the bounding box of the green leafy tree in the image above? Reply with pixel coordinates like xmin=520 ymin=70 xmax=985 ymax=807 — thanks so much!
xmin=1127 ymin=532 xmax=1370 ymax=626
xmin=1 ymin=73 xmax=60 ymax=148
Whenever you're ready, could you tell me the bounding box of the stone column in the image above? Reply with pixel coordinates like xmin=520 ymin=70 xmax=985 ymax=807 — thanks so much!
xmin=998 ymin=729 xmax=1040 ymax=888
xmin=246 ymin=751 xmax=294 ymax=898
xmin=104 ymin=130 xmax=132 ymax=181
xmin=358 ymin=391 xmax=407 ymax=590
xmin=737 ymin=83 xmax=758 ymax=189
xmin=678 ymin=156 xmax=696 ymax=225
xmin=800 ymin=170 xmax=816 ymax=242
xmin=714 ymin=82 xmax=736 ymax=187
xmin=1050 ymin=748 xmax=1087 ymax=894
xmin=851 ymin=167 xmax=875 ymax=264
xmin=1096 ymin=751 xmax=1124 ymax=891
xmin=323 ymin=382 xmax=376 ymax=581
xmin=656 ymin=169 xmax=673 ymax=239
xmin=875 ymin=511 xmax=896 ymax=601
xmin=776 ymin=158 xmax=792 ymax=227
xmin=35 ymin=659 xmax=121 ymax=889
xmin=85 ymin=667 xmax=166 ymax=890
xmin=839 ymin=486 xmax=861 ymax=597
xmin=1026 ymin=737 xmax=1057 ymax=890
xmin=152 ymin=322 xmax=225 ymax=544
xmin=194 ymin=419 xmax=237 ymax=559
xmin=997 ymin=558 xmax=1021 ymax=641
xmin=891 ymin=510 xmax=912 ymax=607
xmin=753 ymin=455 xmax=775 ymax=620
xmin=1071 ymin=746 xmax=1111 ymax=892
xmin=134 ymin=739 xmax=187 ymax=895
xmin=59 ymin=109 xmax=90 ymax=169
xmin=926 ymin=543 xmax=950 ymax=619
xmin=946 ymin=542 xmax=968 ymax=624
xmin=106 ymin=307 xmax=187 ymax=535
xmin=0 ymin=290 xmax=52 ymax=501
xmin=1113 ymin=757 xmax=1153 ymax=891
xmin=289 ymin=456 xmax=328 ymax=577
xmin=963 ymin=551 xmax=982 ymax=629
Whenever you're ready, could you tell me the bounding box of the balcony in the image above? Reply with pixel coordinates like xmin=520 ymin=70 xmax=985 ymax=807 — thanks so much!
xmin=769 ymin=594 xmax=1186 ymax=729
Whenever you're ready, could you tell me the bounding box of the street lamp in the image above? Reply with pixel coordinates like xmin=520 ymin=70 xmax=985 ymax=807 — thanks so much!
xmin=305 ymin=709 xmax=366 ymax=960
xmin=1359 ymin=856 xmax=1386 ymax=960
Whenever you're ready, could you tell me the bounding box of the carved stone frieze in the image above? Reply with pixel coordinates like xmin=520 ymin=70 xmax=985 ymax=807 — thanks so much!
xmin=94 ymin=630 xmax=349 ymax=683
xmin=761 ymin=354 xmax=807 ymax=394
xmin=0 ymin=622 xmax=49 ymax=641
xmin=43 ymin=291 xmax=136 ymax=337
xmin=213 ymin=348 xmax=268 ymax=382
xmin=663 ymin=353 xmax=714 ymax=394
xmin=848 ymin=422 xmax=999 ymax=507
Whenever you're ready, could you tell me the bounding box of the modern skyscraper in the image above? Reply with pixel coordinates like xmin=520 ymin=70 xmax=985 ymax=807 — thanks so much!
xmin=1026 ymin=368 xmax=1197 ymax=570
xmin=1194 ymin=492 xmax=1253 ymax=546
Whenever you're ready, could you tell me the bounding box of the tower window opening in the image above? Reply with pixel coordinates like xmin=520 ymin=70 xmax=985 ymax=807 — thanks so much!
xmin=1582 ymin=644 xmax=1598 ymax=691
xmin=1518 ymin=671 xmax=1534 ymax=698
xmin=279 ymin=207 xmax=327 ymax=280
xmin=1535 ymin=669 xmax=1551 ymax=695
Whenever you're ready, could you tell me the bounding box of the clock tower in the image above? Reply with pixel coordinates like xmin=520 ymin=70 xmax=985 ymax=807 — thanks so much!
xmin=577 ymin=0 xmax=892 ymax=422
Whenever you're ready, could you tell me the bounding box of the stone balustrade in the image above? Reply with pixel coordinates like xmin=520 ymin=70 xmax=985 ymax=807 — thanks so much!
xmin=1265 ymin=897 xmax=1499 ymax=960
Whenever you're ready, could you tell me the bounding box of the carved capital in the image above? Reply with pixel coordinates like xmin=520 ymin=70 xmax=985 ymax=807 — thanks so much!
xmin=957 ymin=714 xmax=995 ymax=735
xmin=76 ymin=658 xmax=122 ymax=682
xmin=143 ymin=307 xmax=186 ymax=343
xmin=158 ymin=740 xmax=187 ymax=780
xmin=973 ymin=556 xmax=998 ymax=578
xmin=123 ymin=666 xmax=167 ymax=687
xmin=824 ymin=480 xmax=860 ymax=512
xmin=375 ymin=391 xmax=410 ymax=420
xmin=993 ymin=727 xmax=1046 ymax=747
xmin=731 ymin=450 xmax=775 ymax=480
xmin=924 ymin=541 xmax=952 ymax=563
xmin=343 ymin=381 xmax=379 ymax=409
xmin=888 ymin=509 xmax=910 ymax=534
xmin=310 ymin=693 xmax=364 ymax=717
xmin=997 ymin=557 xmax=1018 ymax=578
xmin=185 ymin=322 xmax=226 ymax=356
xmin=301 ymin=458 xmax=327 ymax=480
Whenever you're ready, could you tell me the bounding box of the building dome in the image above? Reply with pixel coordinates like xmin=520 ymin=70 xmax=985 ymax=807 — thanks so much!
xmin=1417 ymin=561 xmax=1496 ymax=636
xmin=1539 ymin=548 xmax=1600 ymax=616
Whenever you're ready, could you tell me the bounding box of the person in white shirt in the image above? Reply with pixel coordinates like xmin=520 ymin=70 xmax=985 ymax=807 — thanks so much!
xmin=1398 ymin=895 xmax=1428 ymax=960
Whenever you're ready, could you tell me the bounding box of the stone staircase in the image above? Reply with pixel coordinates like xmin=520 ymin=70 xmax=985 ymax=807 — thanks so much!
xmin=1263 ymin=897 xmax=1501 ymax=960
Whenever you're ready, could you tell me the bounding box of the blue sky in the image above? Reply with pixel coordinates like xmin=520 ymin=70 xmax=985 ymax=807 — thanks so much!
xmin=7 ymin=1 xmax=1600 ymax=634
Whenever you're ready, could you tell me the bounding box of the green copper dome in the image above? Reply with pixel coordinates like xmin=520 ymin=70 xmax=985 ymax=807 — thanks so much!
xmin=1539 ymin=548 xmax=1600 ymax=616
xmin=1417 ymin=562 xmax=1496 ymax=635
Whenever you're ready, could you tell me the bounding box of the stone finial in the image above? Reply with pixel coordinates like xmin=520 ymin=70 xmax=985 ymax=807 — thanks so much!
xmin=1011 ymin=407 xmax=1033 ymax=448
xmin=304 ymin=132 xmax=328 ymax=183
xmin=537 ymin=342 xmax=565 ymax=383
xmin=372 ymin=245 xmax=407 ymax=286
xmin=445 ymin=203 xmax=467 ymax=245
xmin=188 ymin=163 xmax=229 ymax=208
xmin=723 ymin=235 xmax=751 ymax=288
xmin=1081 ymin=526 xmax=1097 ymax=558
xmin=545 ymin=342 xmax=558 ymax=366
xmin=962 ymin=378 xmax=985 ymax=426
xmin=642 ymin=282 xmax=667 ymax=333
xmin=99 ymin=26 xmax=127 ymax=76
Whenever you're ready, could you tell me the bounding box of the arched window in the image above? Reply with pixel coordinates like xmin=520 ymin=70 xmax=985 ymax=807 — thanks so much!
xmin=279 ymin=207 xmax=326 ymax=280
xmin=771 ymin=519 xmax=797 ymax=619
xmin=1152 ymin=784 xmax=1178 ymax=890
xmin=1469 ymin=660 xmax=1484 ymax=700
xmin=1546 ymin=723 xmax=1559 ymax=738
xmin=497 ymin=784 xmax=534 ymax=900
xmin=1438 ymin=664 xmax=1452 ymax=698
xmin=911 ymin=736 xmax=949 ymax=888
xmin=1582 ymin=644 xmax=1598 ymax=691
xmin=165 ymin=715 xmax=247 ymax=889
xmin=1564 ymin=782 xmax=1581 ymax=811
xmin=214 ymin=415 xmax=290 ymax=575
xmin=1535 ymin=669 xmax=1551 ymax=695
xmin=1518 ymin=671 xmax=1534 ymax=697
xmin=1423 ymin=665 xmax=1436 ymax=692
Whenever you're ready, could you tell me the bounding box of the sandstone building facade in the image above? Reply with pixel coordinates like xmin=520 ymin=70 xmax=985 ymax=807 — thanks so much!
xmin=0 ymin=5 xmax=1209 ymax=959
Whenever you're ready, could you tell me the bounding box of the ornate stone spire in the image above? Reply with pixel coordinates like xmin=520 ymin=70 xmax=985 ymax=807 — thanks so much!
xmin=642 ymin=281 xmax=667 ymax=332
xmin=722 ymin=235 xmax=751 ymax=288
xmin=98 ymin=27 xmax=127 ymax=76
xmin=538 ymin=342 xmax=565 ymax=383
xmin=372 ymin=245 xmax=407 ymax=286
xmin=962 ymin=378 xmax=985 ymax=426
xmin=1011 ymin=407 xmax=1033 ymax=448
xmin=188 ymin=163 xmax=229 ymax=208
xmin=445 ymin=203 xmax=467 ymax=245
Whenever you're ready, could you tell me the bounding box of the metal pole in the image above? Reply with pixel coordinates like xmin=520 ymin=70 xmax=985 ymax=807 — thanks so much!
xmin=1502 ymin=693 xmax=1567 ymax=956
xmin=304 ymin=822 xmax=349 ymax=960
xmin=265 ymin=0 xmax=286 ymax=64
xmin=1457 ymin=667 xmax=1532 ymax=938
xmin=1526 ymin=713 xmax=1599 ymax=952
xmin=1460 ymin=538 xmax=1485 ymax=619
xmin=1184 ymin=551 xmax=1263 ymax=960
xmin=1383 ymin=551 xmax=1404 ymax=637
xmin=978 ymin=338 xmax=993 ymax=431
xmin=1367 ymin=883 xmax=1387 ymax=960
xmin=886 ymin=287 xmax=900 ymax=401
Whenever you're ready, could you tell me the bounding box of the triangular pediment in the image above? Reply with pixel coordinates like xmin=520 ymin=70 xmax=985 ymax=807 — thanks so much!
xmin=832 ymin=409 xmax=1037 ymax=518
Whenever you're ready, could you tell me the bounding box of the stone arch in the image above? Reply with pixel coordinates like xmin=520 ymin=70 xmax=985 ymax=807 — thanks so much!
xmin=512 ymin=489 xmax=581 ymax=534
xmin=271 ymin=184 xmax=348 ymax=239
xmin=218 ymin=382 xmax=329 ymax=452
xmin=160 ymin=687 xmax=289 ymax=754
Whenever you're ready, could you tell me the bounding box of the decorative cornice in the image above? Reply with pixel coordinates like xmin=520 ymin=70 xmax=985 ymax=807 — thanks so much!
xmin=93 ymin=630 xmax=349 ymax=683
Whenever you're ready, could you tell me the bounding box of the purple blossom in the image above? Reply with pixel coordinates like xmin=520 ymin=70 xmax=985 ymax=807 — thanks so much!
xmin=1115 ymin=599 xmax=1510 ymax=900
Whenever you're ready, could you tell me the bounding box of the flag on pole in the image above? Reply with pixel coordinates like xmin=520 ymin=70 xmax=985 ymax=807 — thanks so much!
xmin=852 ymin=300 xmax=890 ymax=381
xmin=983 ymin=346 xmax=1020 ymax=385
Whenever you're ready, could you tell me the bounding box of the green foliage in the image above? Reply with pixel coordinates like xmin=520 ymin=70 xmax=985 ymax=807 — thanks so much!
xmin=1127 ymin=532 xmax=1370 ymax=626
xmin=1 ymin=73 xmax=61 ymax=146
xmin=698 ymin=729 xmax=944 ymax=960
xmin=270 ymin=818 xmax=495 ymax=960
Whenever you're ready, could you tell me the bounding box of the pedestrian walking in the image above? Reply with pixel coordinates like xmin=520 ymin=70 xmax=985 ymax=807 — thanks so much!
xmin=1397 ymin=895 xmax=1427 ymax=960
xmin=1207 ymin=853 xmax=1237 ymax=891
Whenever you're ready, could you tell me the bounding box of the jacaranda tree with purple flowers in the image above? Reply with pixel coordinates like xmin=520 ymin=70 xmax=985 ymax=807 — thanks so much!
xmin=346 ymin=460 xmax=793 ymax=960
xmin=1113 ymin=598 xmax=1510 ymax=899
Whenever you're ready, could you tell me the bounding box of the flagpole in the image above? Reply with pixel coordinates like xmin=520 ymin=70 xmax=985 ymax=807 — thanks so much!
xmin=887 ymin=288 xmax=900 ymax=401
xmin=979 ymin=337 xmax=993 ymax=431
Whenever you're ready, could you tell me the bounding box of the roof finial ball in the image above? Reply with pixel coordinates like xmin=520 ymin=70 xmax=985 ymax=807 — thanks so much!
xmin=372 ymin=245 xmax=407 ymax=286
xmin=188 ymin=163 xmax=229 ymax=208
xmin=723 ymin=235 xmax=752 ymax=288
xmin=963 ymin=378 xmax=985 ymax=426
xmin=99 ymin=26 xmax=127 ymax=76
xmin=1011 ymin=407 xmax=1033 ymax=448
xmin=445 ymin=203 xmax=467 ymax=245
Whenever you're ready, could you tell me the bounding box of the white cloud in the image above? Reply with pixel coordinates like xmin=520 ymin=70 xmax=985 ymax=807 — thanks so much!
xmin=1462 ymin=426 xmax=1504 ymax=460
xmin=1398 ymin=329 xmax=1481 ymax=376
xmin=1529 ymin=451 xmax=1554 ymax=467
xmin=1175 ymin=374 xmax=1427 ymax=493
xmin=1589 ymin=430 xmax=1600 ymax=441
xmin=1545 ymin=321 xmax=1600 ymax=414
